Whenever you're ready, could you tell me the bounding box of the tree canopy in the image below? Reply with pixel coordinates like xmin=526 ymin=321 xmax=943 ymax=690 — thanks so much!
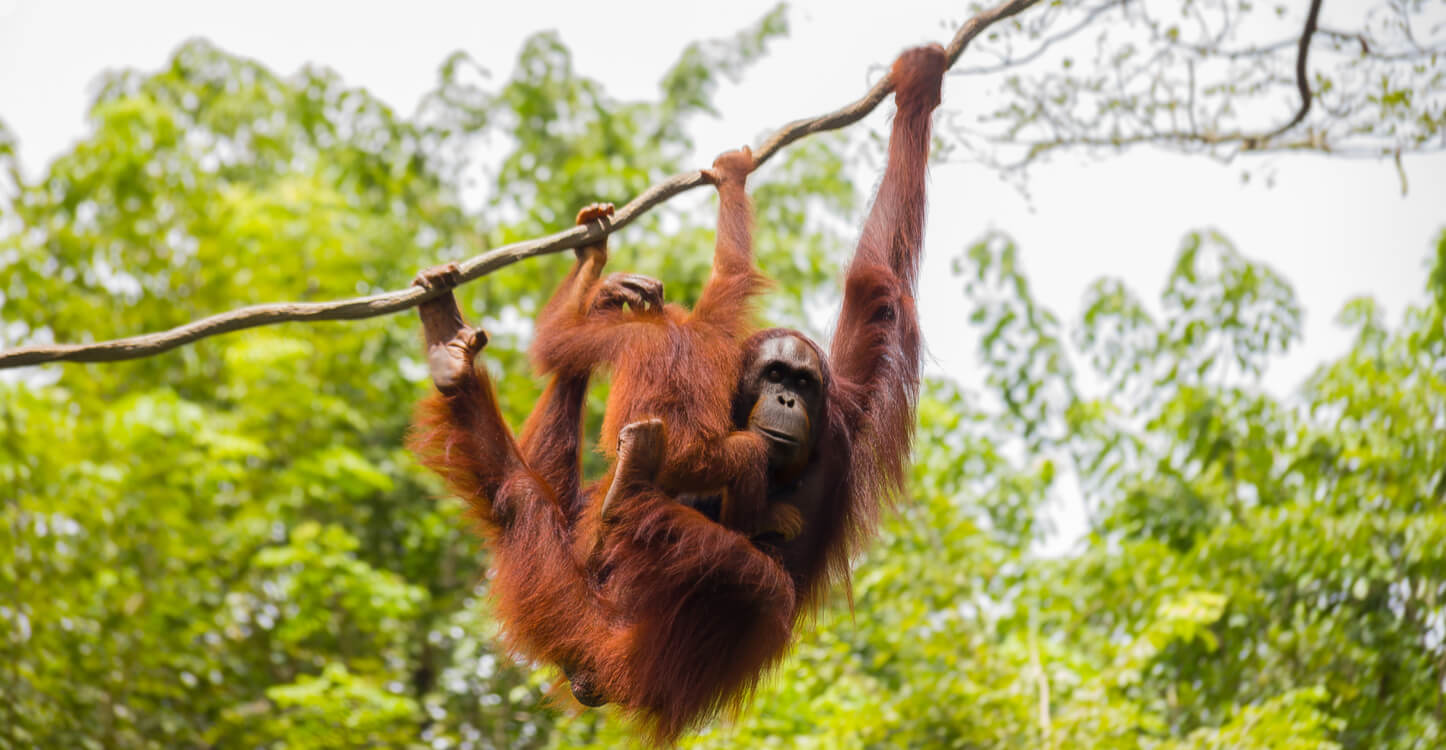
xmin=2 ymin=3 xmax=1443 ymax=748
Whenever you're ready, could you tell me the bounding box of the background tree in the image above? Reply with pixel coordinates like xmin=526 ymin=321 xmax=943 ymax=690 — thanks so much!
xmin=951 ymin=0 xmax=1444 ymax=185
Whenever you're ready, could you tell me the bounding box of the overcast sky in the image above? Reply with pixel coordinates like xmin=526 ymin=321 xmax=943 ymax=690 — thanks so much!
xmin=3 ymin=0 xmax=1443 ymax=399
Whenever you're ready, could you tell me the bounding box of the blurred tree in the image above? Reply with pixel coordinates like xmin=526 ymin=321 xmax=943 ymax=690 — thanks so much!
xmin=947 ymin=0 xmax=1445 ymax=186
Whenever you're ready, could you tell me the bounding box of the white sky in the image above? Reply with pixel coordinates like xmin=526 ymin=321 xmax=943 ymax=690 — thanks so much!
xmin=2 ymin=0 xmax=1442 ymax=400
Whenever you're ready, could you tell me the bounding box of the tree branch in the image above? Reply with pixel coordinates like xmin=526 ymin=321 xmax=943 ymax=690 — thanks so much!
xmin=1254 ymin=0 xmax=1325 ymax=144
xmin=971 ymin=0 xmax=1333 ymax=168
xmin=951 ymin=1 xmax=1121 ymax=77
xmin=0 ymin=0 xmax=1040 ymax=371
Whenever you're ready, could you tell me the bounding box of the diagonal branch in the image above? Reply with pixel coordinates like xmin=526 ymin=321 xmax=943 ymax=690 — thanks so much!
xmin=0 ymin=0 xmax=1040 ymax=371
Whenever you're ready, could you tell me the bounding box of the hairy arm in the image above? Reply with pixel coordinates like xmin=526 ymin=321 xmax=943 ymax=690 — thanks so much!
xmin=520 ymin=208 xmax=608 ymax=518
xmin=828 ymin=46 xmax=945 ymax=486
xmin=531 ymin=204 xmax=665 ymax=376
xmin=692 ymin=147 xmax=768 ymax=334
xmin=517 ymin=375 xmax=591 ymax=524
xmin=656 ymin=430 xmax=770 ymax=532
xmin=524 ymin=203 xmax=670 ymax=521
xmin=408 ymin=265 xmax=532 ymax=523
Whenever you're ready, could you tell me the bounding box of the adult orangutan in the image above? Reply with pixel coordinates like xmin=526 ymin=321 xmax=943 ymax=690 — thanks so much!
xmin=408 ymin=44 xmax=946 ymax=745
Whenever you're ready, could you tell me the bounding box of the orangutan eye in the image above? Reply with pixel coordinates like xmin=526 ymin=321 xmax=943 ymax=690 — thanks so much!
xmin=766 ymin=365 xmax=783 ymax=382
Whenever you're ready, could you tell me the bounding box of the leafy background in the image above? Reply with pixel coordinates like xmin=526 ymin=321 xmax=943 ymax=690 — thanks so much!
xmin=3 ymin=6 xmax=1445 ymax=749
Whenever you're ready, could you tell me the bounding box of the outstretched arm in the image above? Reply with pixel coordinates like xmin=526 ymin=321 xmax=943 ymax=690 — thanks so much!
xmin=693 ymin=147 xmax=768 ymax=333
xmin=848 ymin=46 xmax=944 ymax=292
xmin=535 ymin=203 xmax=615 ymax=332
xmin=524 ymin=204 xmax=667 ymax=522
xmin=409 ymin=266 xmax=618 ymax=708
xmin=524 ymin=270 xmax=665 ymax=490
xmin=531 ymin=203 xmax=665 ymax=375
xmin=408 ymin=264 xmax=544 ymax=529
xmin=827 ymin=45 xmax=946 ymax=475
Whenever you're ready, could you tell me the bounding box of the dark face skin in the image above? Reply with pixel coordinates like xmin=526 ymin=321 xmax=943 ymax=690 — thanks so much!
xmin=737 ymin=335 xmax=824 ymax=479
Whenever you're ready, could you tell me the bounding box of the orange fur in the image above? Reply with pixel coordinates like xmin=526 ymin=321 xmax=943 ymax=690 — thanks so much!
xmin=407 ymin=45 xmax=946 ymax=746
xmin=530 ymin=148 xmax=774 ymax=533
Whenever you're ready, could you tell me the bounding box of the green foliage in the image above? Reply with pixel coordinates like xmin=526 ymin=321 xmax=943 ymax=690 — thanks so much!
xmin=638 ymin=230 xmax=1445 ymax=749
xmin=3 ymin=16 xmax=1444 ymax=750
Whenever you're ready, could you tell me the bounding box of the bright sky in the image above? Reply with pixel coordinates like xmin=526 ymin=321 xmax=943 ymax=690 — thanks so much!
xmin=2 ymin=0 xmax=1443 ymax=401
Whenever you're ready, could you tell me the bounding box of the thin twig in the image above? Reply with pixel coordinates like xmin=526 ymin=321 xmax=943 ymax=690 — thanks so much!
xmin=0 ymin=0 xmax=1041 ymax=370
xmin=951 ymin=1 xmax=1121 ymax=77
xmin=975 ymin=0 xmax=1329 ymax=167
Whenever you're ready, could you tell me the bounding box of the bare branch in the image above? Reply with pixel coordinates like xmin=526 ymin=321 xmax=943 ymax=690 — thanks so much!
xmin=1257 ymin=0 xmax=1326 ymax=143
xmin=978 ymin=0 xmax=1348 ymax=165
xmin=951 ymin=1 xmax=1122 ymax=77
xmin=948 ymin=0 xmax=1446 ymax=174
xmin=0 ymin=0 xmax=1041 ymax=371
